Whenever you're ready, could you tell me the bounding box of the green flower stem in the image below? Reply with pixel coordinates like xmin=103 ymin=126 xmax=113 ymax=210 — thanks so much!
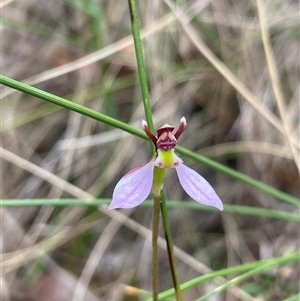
xmin=152 ymin=194 xmax=160 ymax=301
xmin=127 ymin=1 xmax=181 ymax=298
xmin=1 ymin=75 xmax=299 ymax=207
xmin=194 ymin=252 xmax=300 ymax=301
xmin=1 ymin=199 xmax=299 ymax=222
xmin=150 ymin=251 xmax=299 ymax=301
xmin=127 ymin=0 xmax=155 ymax=153
xmin=0 ymin=75 xmax=146 ymax=140
xmin=152 ymin=167 xmax=165 ymax=301
xmin=160 ymin=192 xmax=182 ymax=301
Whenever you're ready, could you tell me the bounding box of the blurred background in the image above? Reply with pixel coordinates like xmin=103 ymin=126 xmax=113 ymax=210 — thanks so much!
xmin=1 ymin=0 xmax=299 ymax=300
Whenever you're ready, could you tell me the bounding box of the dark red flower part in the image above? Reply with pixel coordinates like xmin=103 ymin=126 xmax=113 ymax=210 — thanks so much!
xmin=174 ymin=117 xmax=187 ymax=139
xmin=142 ymin=117 xmax=187 ymax=151
xmin=157 ymin=130 xmax=177 ymax=150
xmin=142 ymin=120 xmax=157 ymax=145
xmin=157 ymin=124 xmax=175 ymax=137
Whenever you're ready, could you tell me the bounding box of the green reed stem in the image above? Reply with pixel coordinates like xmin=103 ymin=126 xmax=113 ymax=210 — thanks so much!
xmin=152 ymin=195 xmax=160 ymax=301
xmin=126 ymin=1 xmax=183 ymax=298
xmin=152 ymin=167 xmax=165 ymax=301
xmin=151 ymin=251 xmax=299 ymax=300
xmin=160 ymin=192 xmax=182 ymax=301
xmin=1 ymin=199 xmax=299 ymax=222
xmin=127 ymin=0 xmax=155 ymax=151
xmin=194 ymin=252 xmax=300 ymax=301
xmin=0 ymin=75 xmax=146 ymax=139
xmin=126 ymin=0 xmax=163 ymax=298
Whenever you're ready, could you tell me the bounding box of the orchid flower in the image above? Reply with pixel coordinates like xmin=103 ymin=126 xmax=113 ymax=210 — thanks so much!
xmin=108 ymin=117 xmax=223 ymax=210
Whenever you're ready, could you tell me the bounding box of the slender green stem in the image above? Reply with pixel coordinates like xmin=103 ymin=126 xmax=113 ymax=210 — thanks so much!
xmin=151 ymin=167 xmax=165 ymax=300
xmin=126 ymin=2 xmax=177 ymax=298
xmin=148 ymin=251 xmax=299 ymax=301
xmin=1 ymin=199 xmax=299 ymax=222
xmin=0 ymin=75 xmax=146 ymax=140
xmin=160 ymin=192 xmax=182 ymax=301
xmin=152 ymin=195 xmax=160 ymax=301
xmin=127 ymin=0 xmax=155 ymax=152
xmin=194 ymin=252 xmax=300 ymax=301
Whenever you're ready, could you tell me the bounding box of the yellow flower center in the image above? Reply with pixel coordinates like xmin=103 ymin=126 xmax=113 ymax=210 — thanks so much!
xmin=154 ymin=149 xmax=182 ymax=168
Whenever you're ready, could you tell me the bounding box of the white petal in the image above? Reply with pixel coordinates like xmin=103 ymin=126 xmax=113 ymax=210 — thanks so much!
xmin=175 ymin=164 xmax=223 ymax=210
xmin=108 ymin=161 xmax=154 ymax=209
xmin=180 ymin=116 xmax=187 ymax=127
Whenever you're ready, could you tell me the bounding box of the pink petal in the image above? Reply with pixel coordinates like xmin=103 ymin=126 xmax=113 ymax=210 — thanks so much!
xmin=175 ymin=164 xmax=223 ymax=210
xmin=108 ymin=161 xmax=154 ymax=209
